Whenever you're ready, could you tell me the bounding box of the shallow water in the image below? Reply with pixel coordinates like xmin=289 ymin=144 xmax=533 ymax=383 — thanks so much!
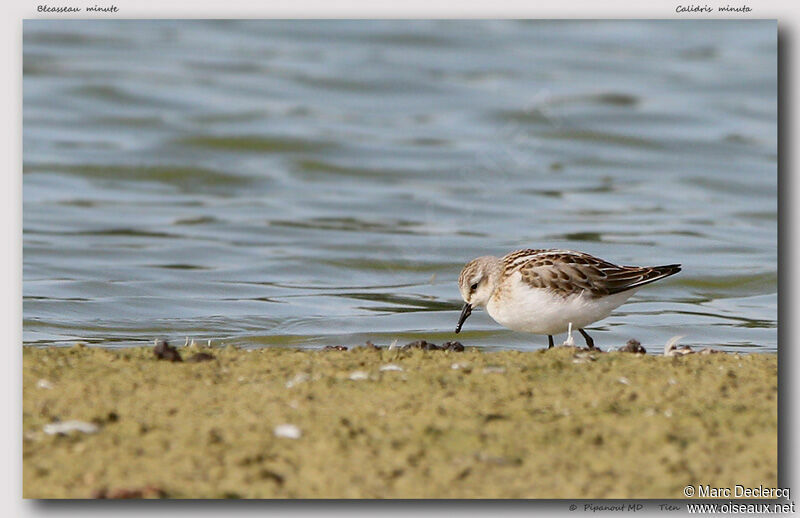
xmin=23 ymin=20 xmax=777 ymax=353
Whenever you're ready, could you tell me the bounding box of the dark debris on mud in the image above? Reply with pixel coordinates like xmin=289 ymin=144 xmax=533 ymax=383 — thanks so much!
xmin=186 ymin=352 xmax=216 ymax=363
xmin=152 ymin=336 xmax=722 ymax=358
xmin=153 ymin=339 xmax=216 ymax=363
xmin=401 ymin=340 xmax=465 ymax=352
xmin=618 ymin=339 xmax=647 ymax=354
xmin=322 ymin=340 xmax=465 ymax=352
xmin=153 ymin=339 xmax=182 ymax=362
xmin=92 ymin=485 xmax=167 ymax=499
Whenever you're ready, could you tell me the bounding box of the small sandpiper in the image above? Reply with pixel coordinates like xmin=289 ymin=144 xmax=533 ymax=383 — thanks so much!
xmin=455 ymin=248 xmax=681 ymax=349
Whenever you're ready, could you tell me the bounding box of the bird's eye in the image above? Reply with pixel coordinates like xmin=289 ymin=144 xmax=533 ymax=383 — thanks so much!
xmin=470 ymin=282 xmax=478 ymax=292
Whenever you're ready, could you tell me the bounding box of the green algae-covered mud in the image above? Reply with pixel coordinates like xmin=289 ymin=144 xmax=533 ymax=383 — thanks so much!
xmin=23 ymin=345 xmax=777 ymax=499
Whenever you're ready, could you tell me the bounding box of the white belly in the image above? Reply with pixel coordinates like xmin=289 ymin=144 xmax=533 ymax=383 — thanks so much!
xmin=485 ymin=272 xmax=636 ymax=335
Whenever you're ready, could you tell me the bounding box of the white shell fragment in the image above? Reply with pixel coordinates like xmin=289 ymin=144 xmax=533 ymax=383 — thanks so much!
xmin=379 ymin=364 xmax=403 ymax=372
xmin=273 ymin=424 xmax=302 ymax=439
xmin=36 ymin=379 xmax=54 ymax=390
xmin=43 ymin=420 xmax=99 ymax=435
xmin=285 ymin=373 xmax=310 ymax=388
xmin=664 ymin=335 xmax=693 ymax=356
xmin=663 ymin=336 xmax=721 ymax=356
xmin=348 ymin=371 xmax=369 ymax=380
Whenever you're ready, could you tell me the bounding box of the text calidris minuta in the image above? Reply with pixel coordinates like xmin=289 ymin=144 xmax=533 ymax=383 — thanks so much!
xmin=455 ymin=249 xmax=681 ymax=349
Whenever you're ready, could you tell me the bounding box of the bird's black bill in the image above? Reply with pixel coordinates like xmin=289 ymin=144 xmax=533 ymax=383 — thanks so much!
xmin=455 ymin=303 xmax=473 ymax=334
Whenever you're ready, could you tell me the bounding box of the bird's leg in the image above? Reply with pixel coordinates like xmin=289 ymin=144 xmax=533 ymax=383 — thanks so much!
xmin=562 ymin=322 xmax=575 ymax=347
xmin=548 ymin=335 xmax=554 ymax=349
xmin=578 ymin=329 xmax=595 ymax=349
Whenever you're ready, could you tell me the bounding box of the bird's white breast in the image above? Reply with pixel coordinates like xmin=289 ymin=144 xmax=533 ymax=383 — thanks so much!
xmin=485 ymin=271 xmax=636 ymax=335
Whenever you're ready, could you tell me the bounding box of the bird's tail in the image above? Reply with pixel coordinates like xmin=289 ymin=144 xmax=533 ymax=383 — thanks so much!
xmin=607 ymin=264 xmax=681 ymax=294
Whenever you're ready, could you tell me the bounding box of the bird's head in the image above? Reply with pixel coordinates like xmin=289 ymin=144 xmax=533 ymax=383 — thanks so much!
xmin=455 ymin=256 xmax=502 ymax=333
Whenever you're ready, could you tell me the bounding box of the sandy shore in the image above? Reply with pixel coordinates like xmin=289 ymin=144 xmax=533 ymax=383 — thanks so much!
xmin=23 ymin=343 xmax=777 ymax=499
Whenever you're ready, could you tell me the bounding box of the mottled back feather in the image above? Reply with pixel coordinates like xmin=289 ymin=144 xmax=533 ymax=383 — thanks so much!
xmin=502 ymin=249 xmax=680 ymax=298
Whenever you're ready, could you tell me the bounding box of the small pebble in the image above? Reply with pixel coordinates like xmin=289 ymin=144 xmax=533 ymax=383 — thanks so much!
xmin=36 ymin=379 xmax=53 ymax=390
xmin=273 ymin=424 xmax=301 ymax=439
xmin=618 ymin=377 xmax=631 ymax=385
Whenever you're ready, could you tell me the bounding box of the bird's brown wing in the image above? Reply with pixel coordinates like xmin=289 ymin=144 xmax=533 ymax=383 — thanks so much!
xmin=504 ymin=249 xmax=681 ymax=297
